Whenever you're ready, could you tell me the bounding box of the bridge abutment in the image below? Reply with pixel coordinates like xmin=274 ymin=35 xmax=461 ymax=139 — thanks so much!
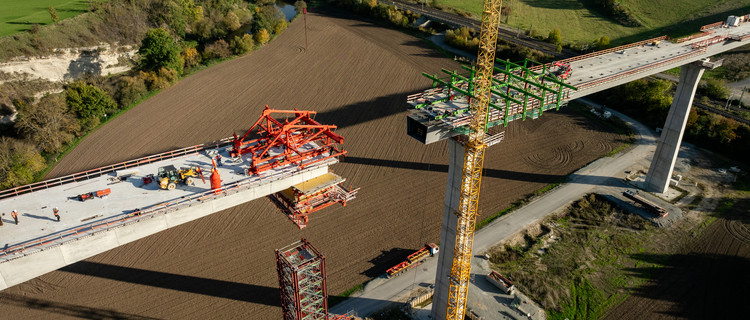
xmin=645 ymin=58 xmax=722 ymax=193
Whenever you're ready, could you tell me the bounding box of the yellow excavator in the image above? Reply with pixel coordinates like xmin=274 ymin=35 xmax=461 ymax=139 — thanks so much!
xmin=157 ymin=165 xmax=205 ymax=190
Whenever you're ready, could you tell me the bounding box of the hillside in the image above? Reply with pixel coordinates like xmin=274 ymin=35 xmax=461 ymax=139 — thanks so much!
xmin=0 ymin=0 xmax=89 ymax=37
xmin=437 ymin=0 xmax=750 ymax=44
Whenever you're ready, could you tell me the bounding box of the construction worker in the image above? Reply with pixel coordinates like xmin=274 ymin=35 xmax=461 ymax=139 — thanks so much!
xmin=53 ymin=207 xmax=60 ymax=221
xmin=11 ymin=210 xmax=18 ymax=224
xmin=215 ymin=154 xmax=223 ymax=167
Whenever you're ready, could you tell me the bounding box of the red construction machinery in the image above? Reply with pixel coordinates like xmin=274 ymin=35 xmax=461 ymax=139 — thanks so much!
xmin=270 ymin=172 xmax=358 ymax=229
xmin=74 ymin=188 xmax=111 ymax=201
xmin=386 ymin=243 xmax=439 ymax=278
xmin=550 ymin=61 xmax=573 ymax=80
xmin=230 ymin=106 xmax=346 ymax=175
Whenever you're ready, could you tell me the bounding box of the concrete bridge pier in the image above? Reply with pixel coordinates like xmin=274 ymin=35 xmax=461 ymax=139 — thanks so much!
xmin=432 ymin=138 xmax=463 ymax=320
xmin=645 ymin=58 xmax=722 ymax=193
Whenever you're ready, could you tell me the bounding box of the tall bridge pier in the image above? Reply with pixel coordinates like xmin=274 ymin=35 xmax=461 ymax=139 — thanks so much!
xmin=645 ymin=58 xmax=722 ymax=193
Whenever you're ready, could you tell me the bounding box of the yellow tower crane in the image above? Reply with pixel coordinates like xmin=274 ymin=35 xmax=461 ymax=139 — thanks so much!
xmin=446 ymin=0 xmax=502 ymax=319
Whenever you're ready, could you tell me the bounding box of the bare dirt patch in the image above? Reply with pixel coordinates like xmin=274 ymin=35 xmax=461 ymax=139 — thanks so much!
xmin=0 ymin=9 xmax=626 ymax=319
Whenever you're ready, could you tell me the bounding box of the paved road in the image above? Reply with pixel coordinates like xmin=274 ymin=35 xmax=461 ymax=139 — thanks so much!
xmin=331 ymin=100 xmax=658 ymax=317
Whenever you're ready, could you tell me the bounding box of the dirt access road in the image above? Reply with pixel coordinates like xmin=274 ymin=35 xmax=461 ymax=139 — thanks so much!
xmin=0 ymin=8 xmax=626 ymax=319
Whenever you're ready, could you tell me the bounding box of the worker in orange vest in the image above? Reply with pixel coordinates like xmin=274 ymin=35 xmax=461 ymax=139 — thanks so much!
xmin=11 ymin=210 xmax=18 ymax=224
xmin=53 ymin=207 xmax=60 ymax=221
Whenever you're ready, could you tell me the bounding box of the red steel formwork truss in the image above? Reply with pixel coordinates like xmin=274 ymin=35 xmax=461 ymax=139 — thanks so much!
xmin=231 ymin=106 xmax=346 ymax=175
xmin=276 ymin=239 xmax=329 ymax=320
xmin=270 ymin=173 xmax=359 ymax=229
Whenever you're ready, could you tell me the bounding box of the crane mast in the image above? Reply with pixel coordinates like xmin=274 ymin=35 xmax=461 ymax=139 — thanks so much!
xmin=445 ymin=0 xmax=502 ymax=319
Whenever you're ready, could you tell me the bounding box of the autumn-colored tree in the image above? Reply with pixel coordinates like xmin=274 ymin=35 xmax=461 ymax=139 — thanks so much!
xmin=0 ymin=138 xmax=46 ymax=189
xmin=181 ymin=47 xmax=201 ymax=69
xmin=15 ymin=94 xmax=79 ymax=153
xmin=254 ymin=28 xmax=270 ymax=45
xmin=224 ymin=11 xmax=241 ymax=31
xmin=203 ymin=39 xmax=232 ymax=60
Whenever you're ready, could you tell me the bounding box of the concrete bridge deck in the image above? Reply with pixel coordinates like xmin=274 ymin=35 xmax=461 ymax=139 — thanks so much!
xmin=0 ymin=138 xmax=337 ymax=290
xmin=408 ymin=18 xmax=750 ymax=144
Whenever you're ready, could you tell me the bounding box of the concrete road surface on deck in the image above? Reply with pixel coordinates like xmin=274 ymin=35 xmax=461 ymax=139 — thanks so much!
xmin=331 ymin=99 xmax=658 ymax=317
xmin=0 ymin=142 xmax=328 ymax=258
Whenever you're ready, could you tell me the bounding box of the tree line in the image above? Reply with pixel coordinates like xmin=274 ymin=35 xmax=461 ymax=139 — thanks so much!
xmin=0 ymin=0 xmax=305 ymax=189
xmin=593 ymin=78 xmax=749 ymax=160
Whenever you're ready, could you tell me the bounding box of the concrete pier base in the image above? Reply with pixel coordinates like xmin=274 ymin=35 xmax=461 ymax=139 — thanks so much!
xmin=432 ymin=138 xmax=464 ymax=320
xmin=646 ymin=58 xmax=722 ymax=193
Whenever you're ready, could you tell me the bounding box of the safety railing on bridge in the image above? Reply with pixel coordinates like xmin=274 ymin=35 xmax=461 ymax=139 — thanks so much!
xmin=529 ymin=36 xmax=669 ymax=73
xmin=670 ymin=30 xmax=714 ymax=43
xmin=0 ymin=157 xmax=337 ymax=262
xmin=576 ymin=47 xmax=707 ymax=90
xmin=701 ymin=21 xmax=725 ymax=31
xmin=0 ymin=137 xmax=235 ymax=201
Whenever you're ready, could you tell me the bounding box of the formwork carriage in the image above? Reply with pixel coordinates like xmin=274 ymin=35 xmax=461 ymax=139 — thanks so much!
xmin=270 ymin=172 xmax=359 ymax=229
xmin=231 ymin=106 xmax=346 ymax=175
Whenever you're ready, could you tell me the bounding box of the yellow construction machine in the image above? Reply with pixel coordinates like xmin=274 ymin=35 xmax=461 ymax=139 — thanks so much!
xmin=157 ymin=165 xmax=205 ymax=190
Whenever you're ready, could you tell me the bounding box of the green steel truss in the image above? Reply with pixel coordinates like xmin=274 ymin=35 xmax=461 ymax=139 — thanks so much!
xmin=420 ymin=59 xmax=577 ymax=134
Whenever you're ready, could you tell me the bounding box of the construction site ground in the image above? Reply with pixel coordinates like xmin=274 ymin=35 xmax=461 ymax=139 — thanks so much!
xmin=602 ymin=158 xmax=750 ymax=318
xmin=0 ymin=9 xmax=629 ymax=319
xmin=486 ymin=128 xmax=749 ymax=319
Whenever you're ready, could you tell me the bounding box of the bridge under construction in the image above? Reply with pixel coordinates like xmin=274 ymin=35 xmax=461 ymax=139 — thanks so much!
xmin=0 ymin=9 xmax=748 ymax=319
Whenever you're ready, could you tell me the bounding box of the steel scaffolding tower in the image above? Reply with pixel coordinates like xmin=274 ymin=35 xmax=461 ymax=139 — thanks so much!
xmin=276 ymin=238 xmax=329 ymax=320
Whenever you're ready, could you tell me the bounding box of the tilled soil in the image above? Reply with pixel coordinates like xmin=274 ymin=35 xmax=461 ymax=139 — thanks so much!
xmin=603 ymin=198 xmax=750 ymax=319
xmin=0 ymin=9 xmax=627 ymax=319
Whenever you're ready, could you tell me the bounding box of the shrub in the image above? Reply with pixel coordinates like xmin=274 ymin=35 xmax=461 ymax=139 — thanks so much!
xmin=597 ymin=36 xmax=610 ymax=50
xmin=231 ymin=34 xmax=254 ymax=55
xmin=181 ymin=47 xmax=201 ymax=69
xmin=251 ymin=5 xmax=284 ymax=34
xmin=445 ymin=27 xmax=479 ymax=53
xmin=274 ymin=20 xmax=288 ymax=34
xmin=114 ymin=75 xmax=148 ymax=107
xmin=0 ymin=138 xmax=46 ymax=189
xmin=294 ymin=1 xmax=307 ymax=15
xmin=700 ymin=79 xmax=730 ymax=100
xmin=203 ymin=39 xmax=232 ymax=60
xmin=65 ymin=81 xmax=117 ymax=128
xmin=138 ymin=68 xmax=177 ymax=91
xmin=49 ymin=6 xmax=59 ymax=23
xmin=548 ymin=28 xmax=562 ymax=45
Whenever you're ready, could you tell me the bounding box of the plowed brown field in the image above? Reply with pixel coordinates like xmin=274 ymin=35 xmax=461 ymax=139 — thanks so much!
xmin=0 ymin=9 xmax=627 ymax=319
xmin=603 ymin=198 xmax=750 ymax=319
